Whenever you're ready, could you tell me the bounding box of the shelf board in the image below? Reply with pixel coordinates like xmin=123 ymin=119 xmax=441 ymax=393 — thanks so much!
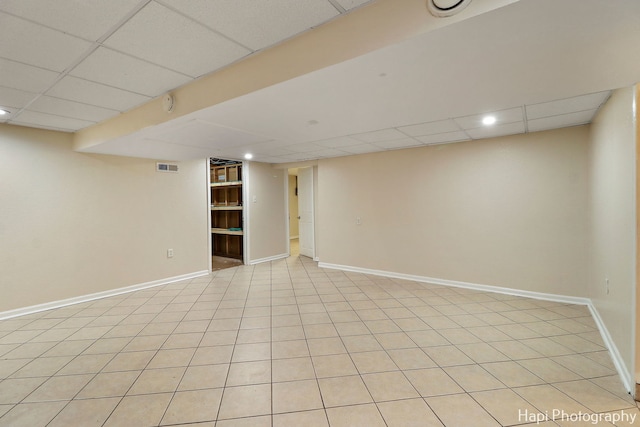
xmin=211 ymin=181 xmax=242 ymax=188
xmin=211 ymin=228 xmax=244 ymax=235
xmin=211 ymin=205 xmax=243 ymax=211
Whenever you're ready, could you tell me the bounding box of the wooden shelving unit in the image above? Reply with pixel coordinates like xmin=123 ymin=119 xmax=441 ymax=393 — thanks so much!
xmin=210 ymin=161 xmax=243 ymax=260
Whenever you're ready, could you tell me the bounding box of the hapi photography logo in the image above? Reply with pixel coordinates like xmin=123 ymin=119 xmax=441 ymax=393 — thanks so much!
xmin=518 ymin=409 xmax=637 ymax=425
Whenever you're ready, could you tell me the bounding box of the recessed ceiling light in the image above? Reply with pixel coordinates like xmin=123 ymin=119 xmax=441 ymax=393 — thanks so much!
xmin=482 ymin=115 xmax=497 ymax=126
xmin=0 ymin=109 xmax=9 ymax=116
xmin=244 ymin=153 xmax=253 ymax=160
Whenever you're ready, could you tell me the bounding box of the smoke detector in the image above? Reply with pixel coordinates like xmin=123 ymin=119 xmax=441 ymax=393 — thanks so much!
xmin=162 ymin=93 xmax=175 ymax=113
xmin=427 ymin=0 xmax=473 ymax=17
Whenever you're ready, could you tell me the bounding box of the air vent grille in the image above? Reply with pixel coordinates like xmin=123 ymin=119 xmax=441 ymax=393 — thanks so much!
xmin=156 ymin=163 xmax=179 ymax=173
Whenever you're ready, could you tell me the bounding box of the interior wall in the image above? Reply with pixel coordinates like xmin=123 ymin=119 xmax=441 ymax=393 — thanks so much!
xmin=0 ymin=124 xmax=209 ymax=313
xmin=317 ymin=125 xmax=590 ymax=296
xmin=246 ymin=162 xmax=287 ymax=262
xmin=588 ymin=87 xmax=636 ymax=385
xmin=288 ymin=174 xmax=299 ymax=238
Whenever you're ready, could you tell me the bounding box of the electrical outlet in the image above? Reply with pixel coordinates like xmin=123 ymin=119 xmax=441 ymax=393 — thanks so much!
xmin=356 ymin=217 xmax=362 ymax=225
xmin=167 ymin=249 xmax=174 ymax=258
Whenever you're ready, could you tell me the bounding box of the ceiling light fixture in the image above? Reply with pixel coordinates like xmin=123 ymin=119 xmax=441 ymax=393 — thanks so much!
xmin=482 ymin=115 xmax=497 ymax=126
xmin=427 ymin=0 xmax=473 ymax=17
xmin=244 ymin=153 xmax=253 ymax=160
xmin=0 ymin=109 xmax=9 ymax=116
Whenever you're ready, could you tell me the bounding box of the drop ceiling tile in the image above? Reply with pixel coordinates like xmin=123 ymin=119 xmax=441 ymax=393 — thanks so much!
xmin=244 ymin=140 xmax=296 ymax=153
xmin=334 ymin=0 xmax=373 ymax=10
xmin=280 ymin=152 xmax=320 ymax=161
xmin=0 ymin=12 xmax=92 ymax=72
xmin=104 ymin=2 xmax=249 ymax=78
xmin=313 ymin=136 xmax=364 ymax=148
xmin=417 ymin=131 xmax=470 ymax=145
xmin=70 ymin=47 xmax=191 ymax=97
xmin=525 ymin=91 xmax=610 ymax=120
xmin=351 ymin=128 xmax=407 ymax=143
xmin=46 ymin=76 xmax=151 ymax=112
xmin=258 ymin=156 xmax=289 ymax=164
xmin=0 ymin=87 xmax=36 ymax=109
xmin=465 ymin=121 xmax=525 ymax=140
xmin=283 ymin=142 xmax=325 ymax=153
xmin=306 ymin=148 xmax=350 ymax=158
xmin=161 ymin=0 xmax=340 ymax=50
xmin=29 ymin=96 xmax=120 ymax=123
xmin=398 ymin=119 xmax=460 ymax=136
xmin=0 ymin=58 xmax=60 ymax=93
xmin=340 ymin=144 xmax=384 ymax=155
xmin=12 ymin=110 xmax=95 ymax=132
xmin=0 ymin=0 xmax=142 ymax=41
xmin=527 ymin=109 xmax=596 ymax=133
xmin=247 ymin=147 xmax=296 ymax=157
xmin=373 ymin=137 xmax=423 ymax=149
xmin=454 ymin=107 xmax=523 ymax=130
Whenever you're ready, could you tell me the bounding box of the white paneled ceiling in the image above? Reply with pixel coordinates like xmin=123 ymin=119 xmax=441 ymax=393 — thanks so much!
xmin=0 ymin=0 xmax=374 ymax=132
xmin=1 ymin=0 xmax=639 ymax=163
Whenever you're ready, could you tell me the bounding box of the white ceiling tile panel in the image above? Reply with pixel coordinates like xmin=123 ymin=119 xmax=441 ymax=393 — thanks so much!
xmin=306 ymin=148 xmax=349 ymax=158
xmin=28 ymin=96 xmax=120 ymax=123
xmin=46 ymin=76 xmax=151 ymax=112
xmin=527 ymin=109 xmax=596 ymax=133
xmin=351 ymin=128 xmax=407 ymax=143
xmin=313 ymin=135 xmax=365 ymax=148
xmin=283 ymin=142 xmax=326 ymax=153
xmin=525 ymin=91 xmax=610 ymax=120
xmin=417 ymin=131 xmax=470 ymax=145
xmin=454 ymin=107 xmax=523 ymax=130
xmin=0 ymin=12 xmax=92 ymax=72
xmin=0 ymin=59 xmax=60 ymax=93
xmin=160 ymin=0 xmax=340 ymax=51
xmin=104 ymin=2 xmax=250 ymax=78
xmin=373 ymin=138 xmax=422 ymax=149
xmin=340 ymin=144 xmax=384 ymax=154
xmin=247 ymin=147 xmax=296 ymax=157
xmin=243 ymin=140 xmax=296 ymax=153
xmin=398 ymin=119 xmax=460 ymax=137
xmin=0 ymin=0 xmax=143 ymax=41
xmin=334 ymin=0 xmax=373 ymax=10
xmin=13 ymin=110 xmax=95 ymax=132
xmin=70 ymin=47 xmax=191 ymax=97
xmin=0 ymin=87 xmax=36 ymax=109
xmin=280 ymin=152 xmax=320 ymax=161
xmin=465 ymin=121 xmax=525 ymax=140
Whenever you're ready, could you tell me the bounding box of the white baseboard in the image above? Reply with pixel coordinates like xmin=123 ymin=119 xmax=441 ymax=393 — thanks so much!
xmin=248 ymin=253 xmax=289 ymax=265
xmin=319 ymin=262 xmax=590 ymax=305
xmin=0 ymin=270 xmax=209 ymax=321
xmin=318 ymin=261 xmax=632 ymax=394
xmin=587 ymin=305 xmax=633 ymax=394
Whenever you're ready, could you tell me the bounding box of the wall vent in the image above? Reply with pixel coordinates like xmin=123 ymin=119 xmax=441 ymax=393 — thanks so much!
xmin=156 ymin=162 xmax=179 ymax=173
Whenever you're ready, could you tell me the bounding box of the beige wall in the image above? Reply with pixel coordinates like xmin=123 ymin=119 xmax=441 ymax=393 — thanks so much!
xmin=317 ymin=125 xmax=590 ymax=296
xmin=588 ymin=87 xmax=636 ymax=383
xmin=0 ymin=124 xmax=209 ymax=312
xmin=288 ymin=175 xmax=300 ymax=238
xmin=246 ymin=162 xmax=288 ymax=262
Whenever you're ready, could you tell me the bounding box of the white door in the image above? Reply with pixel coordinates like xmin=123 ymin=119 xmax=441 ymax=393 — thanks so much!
xmin=297 ymin=167 xmax=315 ymax=258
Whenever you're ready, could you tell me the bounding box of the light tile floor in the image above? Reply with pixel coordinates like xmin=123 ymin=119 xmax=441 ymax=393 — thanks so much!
xmin=0 ymin=255 xmax=637 ymax=426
